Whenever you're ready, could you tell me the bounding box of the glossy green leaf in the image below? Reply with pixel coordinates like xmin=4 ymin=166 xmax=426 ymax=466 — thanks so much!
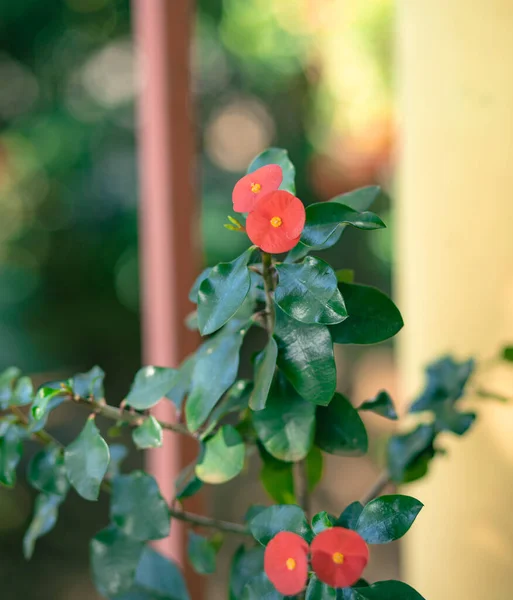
xmin=275 ymin=258 xmax=347 ymax=325
xmin=186 ymin=323 xmax=249 ymax=432
xmin=336 ymin=269 xmax=355 ymax=284
xmin=275 ymin=307 xmax=336 ymax=406
xmin=188 ymin=531 xmax=218 ymax=575
xmin=111 ymin=471 xmax=170 ymax=541
xmin=248 ymin=147 xmax=296 ymax=194
xmin=244 ymin=505 xmax=268 ymax=523
xmin=72 ymin=365 xmax=105 ymax=399
xmin=107 ymin=444 xmax=129 ymax=478
xmin=23 ymin=493 xmax=63 ymax=559
xmin=305 ymin=446 xmax=323 ymax=493
xmin=315 ymin=394 xmax=368 ymax=456
xmin=166 ymin=354 xmax=195 ymax=411
xmin=126 ymin=366 xmax=178 ymax=410
xmin=90 ymin=526 xmax=144 ymax=597
xmin=388 ymin=424 xmax=437 ymax=484
xmin=198 ymin=247 xmax=254 ymax=336
xmin=253 ymin=374 xmax=315 ymax=462
xmin=502 ymin=346 xmax=513 ymax=362
xmin=230 ymin=545 xmax=265 ymax=600
xmin=250 ymin=338 xmax=278 ymax=411
xmin=176 ymin=474 xmax=203 ymax=501
xmin=301 ymin=202 xmax=385 ymax=247
xmin=64 ymin=418 xmax=110 ymax=501
xmin=204 ymin=380 xmax=253 ymax=435
xmin=359 ymin=391 xmax=398 ymax=420
xmin=120 ymin=547 xmax=190 ymax=600
xmin=132 ymin=416 xmax=163 ymax=449
xmin=27 ymin=446 xmax=69 ymax=496
xmin=305 ymin=574 xmax=336 ymax=599
xmin=259 ymin=448 xmax=296 ymax=504
xmin=196 ymin=425 xmax=245 ymax=484
xmin=242 ymin=572 xmax=283 ymax=600
xmin=0 ymin=367 xmax=21 ymax=409
xmin=249 ymin=504 xmax=312 ymax=545
xmin=11 ymin=376 xmax=33 ymax=406
xmin=312 ymin=511 xmax=336 ymax=534
xmin=331 ymin=283 xmax=403 ymax=345
xmin=356 ymin=495 xmax=423 ymax=544
xmin=344 ymin=580 xmax=425 ymax=599
xmin=31 ymin=386 xmax=65 ymax=422
xmin=337 ymin=501 xmax=364 ymax=530
xmin=0 ymin=423 xmax=23 ymax=487
xmin=189 ymin=267 xmax=212 ymax=303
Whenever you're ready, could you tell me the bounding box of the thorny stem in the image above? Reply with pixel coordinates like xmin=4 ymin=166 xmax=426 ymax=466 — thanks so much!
xmin=9 ymin=405 xmax=251 ymax=537
xmin=360 ymin=470 xmax=392 ymax=505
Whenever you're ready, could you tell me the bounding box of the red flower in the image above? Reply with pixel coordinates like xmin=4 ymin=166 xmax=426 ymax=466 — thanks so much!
xmin=264 ymin=531 xmax=309 ymax=595
xmin=232 ymin=164 xmax=283 ymax=213
xmin=246 ymin=190 xmax=305 ymax=254
xmin=311 ymin=527 xmax=369 ymax=588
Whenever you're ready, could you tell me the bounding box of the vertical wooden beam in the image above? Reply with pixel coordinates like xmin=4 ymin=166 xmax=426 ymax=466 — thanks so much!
xmin=397 ymin=1 xmax=513 ymax=598
xmin=133 ymin=0 xmax=202 ymax=594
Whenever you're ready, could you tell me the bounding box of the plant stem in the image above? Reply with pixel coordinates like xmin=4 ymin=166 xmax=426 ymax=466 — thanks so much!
xmin=261 ymin=251 xmax=276 ymax=331
xmin=360 ymin=470 xmax=391 ymax=505
xmin=298 ymin=459 xmax=311 ymax=519
xmin=73 ymin=395 xmax=194 ymax=437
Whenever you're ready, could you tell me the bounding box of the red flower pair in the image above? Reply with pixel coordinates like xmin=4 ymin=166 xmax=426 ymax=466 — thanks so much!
xmin=264 ymin=527 xmax=369 ymax=596
xmin=232 ymin=165 xmax=305 ymax=254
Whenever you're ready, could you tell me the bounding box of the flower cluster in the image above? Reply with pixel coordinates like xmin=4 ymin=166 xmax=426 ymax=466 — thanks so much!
xmin=264 ymin=527 xmax=369 ymax=595
xmin=232 ymin=164 xmax=306 ymax=253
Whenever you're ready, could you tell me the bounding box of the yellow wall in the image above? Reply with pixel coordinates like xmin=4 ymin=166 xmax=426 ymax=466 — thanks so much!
xmin=397 ymin=1 xmax=513 ymax=598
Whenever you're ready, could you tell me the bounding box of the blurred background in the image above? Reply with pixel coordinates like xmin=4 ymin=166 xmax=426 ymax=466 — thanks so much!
xmin=4 ymin=0 xmax=512 ymax=599
xmin=1 ymin=0 xmax=396 ymax=597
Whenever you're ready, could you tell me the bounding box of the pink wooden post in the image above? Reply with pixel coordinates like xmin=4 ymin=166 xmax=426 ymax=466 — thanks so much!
xmin=133 ymin=1 xmax=202 ymax=595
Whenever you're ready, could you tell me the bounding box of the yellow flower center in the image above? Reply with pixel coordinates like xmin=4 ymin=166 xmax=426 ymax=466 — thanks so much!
xmin=332 ymin=552 xmax=345 ymax=565
xmin=270 ymin=216 xmax=283 ymax=228
xmin=285 ymin=558 xmax=296 ymax=571
xmin=250 ymin=182 xmax=262 ymax=193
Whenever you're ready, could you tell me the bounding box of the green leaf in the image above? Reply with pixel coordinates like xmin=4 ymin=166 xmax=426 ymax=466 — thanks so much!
xmin=312 ymin=511 xmax=336 ymax=534
xmin=275 ymin=306 xmax=336 ymax=406
xmin=204 ymin=380 xmax=253 ymax=435
xmin=248 ymin=147 xmax=296 ymax=194
xmin=90 ymin=526 xmax=144 ymax=597
xmin=250 ymin=338 xmax=278 ymax=411
xmin=275 ymin=258 xmax=347 ymax=325
xmin=331 ymin=283 xmax=403 ymax=345
xmin=359 ymin=391 xmax=398 ymax=420
xmin=198 ymin=247 xmax=254 ymax=336
xmin=259 ymin=448 xmax=296 ymax=504
xmin=249 ymin=504 xmax=312 ymax=545
xmin=315 ymin=394 xmax=368 ymax=456
xmin=186 ymin=323 xmax=249 ymax=432
xmin=23 ymin=493 xmax=63 ymax=559
xmin=502 ymin=346 xmax=513 ymax=362
xmin=356 ymin=495 xmax=423 ymax=544
xmin=111 ymin=471 xmax=170 ymax=541
xmin=132 ymin=416 xmax=163 ymax=449
xmin=188 ymin=531 xmax=218 ymax=575
xmin=120 ymin=547 xmax=190 ymax=600
xmin=337 ymin=501 xmax=364 ymax=530
xmin=11 ymin=376 xmax=33 ymax=406
xmin=230 ymin=545 xmax=265 ymax=600
xmin=126 ymin=366 xmax=178 ymax=410
xmin=27 ymin=446 xmax=69 ymax=496
xmin=301 ymin=202 xmax=385 ymax=247
xmin=345 ymin=580 xmax=425 ymax=599
xmin=242 ymin=572 xmax=283 ymax=600
xmin=107 ymin=444 xmax=129 ymax=478
xmin=305 ymin=574 xmax=336 ymax=599
xmin=64 ymin=418 xmax=110 ymax=501
xmin=189 ymin=267 xmax=212 ymax=303
xmin=305 ymin=446 xmax=323 ymax=493
xmin=72 ymin=365 xmax=105 ymax=399
xmin=196 ymin=425 xmax=245 ymax=484
xmin=388 ymin=424 xmax=437 ymax=484
xmin=0 ymin=423 xmax=23 ymax=487
xmin=176 ymin=473 xmax=203 ymax=501
xmin=244 ymin=505 xmax=268 ymax=523
xmin=252 ymin=374 xmax=315 ymax=462
xmin=335 ymin=269 xmax=355 ymax=284
xmin=166 ymin=354 xmax=196 ymax=411
xmin=0 ymin=367 xmax=21 ymax=409
xmin=31 ymin=386 xmax=65 ymax=422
